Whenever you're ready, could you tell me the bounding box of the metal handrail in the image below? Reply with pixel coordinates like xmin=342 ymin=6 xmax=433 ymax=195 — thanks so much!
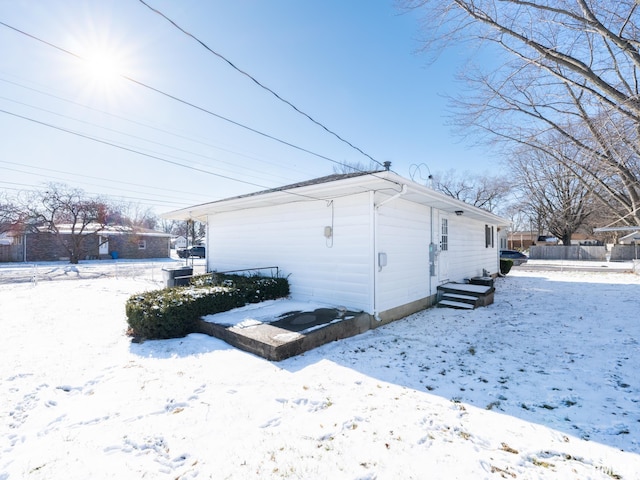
xmin=211 ymin=266 xmax=280 ymax=277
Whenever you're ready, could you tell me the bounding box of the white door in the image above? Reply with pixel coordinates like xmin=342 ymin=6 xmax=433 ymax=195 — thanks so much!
xmin=438 ymin=215 xmax=449 ymax=283
xmin=99 ymin=236 xmax=109 ymax=255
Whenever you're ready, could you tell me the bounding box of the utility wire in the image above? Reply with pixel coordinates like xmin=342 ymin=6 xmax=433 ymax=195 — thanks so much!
xmin=0 ymin=158 xmax=208 ymax=200
xmin=137 ymin=0 xmax=385 ymax=170
xmin=0 ymin=108 xmax=269 ymax=189
xmin=0 ymin=20 xmax=355 ymax=172
xmin=0 ymin=108 xmax=322 ymax=202
xmin=0 ymin=179 xmax=195 ymax=208
xmin=0 ymin=21 xmax=401 ymax=201
xmin=0 ymin=94 xmax=291 ymax=186
xmin=0 ymin=162 xmax=208 ymax=204
xmin=0 ymin=77 xmax=311 ymax=180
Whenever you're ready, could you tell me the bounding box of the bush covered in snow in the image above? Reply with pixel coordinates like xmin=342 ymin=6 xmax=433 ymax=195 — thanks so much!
xmin=125 ymin=274 xmax=289 ymax=339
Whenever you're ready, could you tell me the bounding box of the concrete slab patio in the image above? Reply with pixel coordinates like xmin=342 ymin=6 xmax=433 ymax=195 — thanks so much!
xmin=196 ymin=306 xmax=373 ymax=361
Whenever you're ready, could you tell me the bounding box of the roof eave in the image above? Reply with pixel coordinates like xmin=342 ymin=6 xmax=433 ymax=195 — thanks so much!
xmin=162 ymin=171 xmax=511 ymax=226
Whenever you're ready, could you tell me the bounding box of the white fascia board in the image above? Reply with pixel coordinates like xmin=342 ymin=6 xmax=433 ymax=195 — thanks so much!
xmin=594 ymin=226 xmax=640 ymax=232
xmin=161 ymin=171 xmax=511 ymax=226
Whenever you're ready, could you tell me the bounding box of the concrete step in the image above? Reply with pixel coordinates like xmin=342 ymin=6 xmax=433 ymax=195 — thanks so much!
xmin=441 ymin=292 xmax=480 ymax=307
xmin=437 ymin=299 xmax=475 ymax=310
xmin=442 ymin=292 xmax=479 ymax=302
xmin=437 ymin=281 xmax=495 ymax=308
xmin=438 ymin=282 xmax=494 ymax=295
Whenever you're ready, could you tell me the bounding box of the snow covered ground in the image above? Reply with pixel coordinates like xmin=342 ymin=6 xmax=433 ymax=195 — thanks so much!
xmin=1 ymin=264 xmax=639 ymax=479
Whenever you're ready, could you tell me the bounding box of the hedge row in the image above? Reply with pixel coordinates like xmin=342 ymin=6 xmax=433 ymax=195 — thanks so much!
xmin=126 ymin=274 xmax=290 ymax=339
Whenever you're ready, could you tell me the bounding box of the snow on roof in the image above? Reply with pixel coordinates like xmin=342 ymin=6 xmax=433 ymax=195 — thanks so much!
xmin=33 ymin=224 xmax=171 ymax=237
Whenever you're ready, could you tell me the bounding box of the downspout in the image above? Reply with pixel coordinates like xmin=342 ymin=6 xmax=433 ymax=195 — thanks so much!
xmin=429 ymin=206 xmax=434 ymax=299
xmin=376 ymin=184 xmax=408 ymax=209
xmin=369 ymin=191 xmax=376 ymax=318
xmin=372 ymin=184 xmax=408 ymax=320
xmin=204 ymin=216 xmax=210 ymax=273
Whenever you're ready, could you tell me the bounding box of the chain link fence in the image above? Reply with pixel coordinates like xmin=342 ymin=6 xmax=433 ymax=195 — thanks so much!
xmin=0 ymin=259 xmax=207 ymax=285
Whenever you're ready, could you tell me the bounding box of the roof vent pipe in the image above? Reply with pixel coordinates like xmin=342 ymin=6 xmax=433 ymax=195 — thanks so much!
xmin=383 ymin=161 xmax=391 ymax=171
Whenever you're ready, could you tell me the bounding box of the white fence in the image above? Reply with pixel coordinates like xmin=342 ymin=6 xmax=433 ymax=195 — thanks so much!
xmin=530 ymin=245 xmax=640 ymax=262
xmin=529 ymin=246 xmax=607 ymax=261
xmin=610 ymin=245 xmax=640 ymax=261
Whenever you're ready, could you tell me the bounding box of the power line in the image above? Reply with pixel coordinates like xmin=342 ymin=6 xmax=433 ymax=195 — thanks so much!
xmin=0 ymin=76 xmax=312 ymax=181
xmin=0 ymin=108 xmax=324 ymax=203
xmin=0 ymin=162 xmax=208 ymax=204
xmin=0 ymin=108 xmax=271 ymax=188
xmin=0 ymin=20 xmax=358 ymax=173
xmin=0 ymin=158 xmax=205 ymax=200
xmin=137 ymin=0 xmax=385 ymax=170
xmin=0 ymin=179 xmax=195 ymax=208
xmin=0 ymin=20 xmax=402 ymax=202
xmin=0 ymin=93 xmax=294 ymax=186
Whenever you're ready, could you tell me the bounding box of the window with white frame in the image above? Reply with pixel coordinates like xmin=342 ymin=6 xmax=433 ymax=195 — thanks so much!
xmin=485 ymin=225 xmax=495 ymax=248
xmin=441 ymin=218 xmax=449 ymax=251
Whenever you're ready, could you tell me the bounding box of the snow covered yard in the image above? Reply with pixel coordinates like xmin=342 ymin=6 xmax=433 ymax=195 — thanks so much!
xmin=1 ymin=268 xmax=639 ymax=479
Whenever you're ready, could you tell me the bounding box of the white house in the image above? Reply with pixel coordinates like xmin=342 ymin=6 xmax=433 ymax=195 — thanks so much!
xmin=619 ymin=231 xmax=640 ymax=245
xmin=173 ymin=235 xmax=188 ymax=249
xmin=0 ymin=233 xmax=13 ymax=246
xmin=164 ymin=171 xmax=510 ymax=323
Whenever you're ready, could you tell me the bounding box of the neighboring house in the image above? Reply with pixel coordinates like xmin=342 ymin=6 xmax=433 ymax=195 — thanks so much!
xmin=619 ymin=231 xmax=640 ymax=245
xmin=535 ymin=235 xmax=560 ymax=246
xmin=0 ymin=233 xmax=22 ymax=262
xmin=173 ymin=235 xmax=188 ymax=249
xmin=3 ymin=224 xmax=171 ymax=262
xmin=507 ymin=231 xmax=537 ymax=250
xmin=507 ymin=231 xmax=573 ymax=250
xmin=164 ymin=171 xmax=510 ymax=323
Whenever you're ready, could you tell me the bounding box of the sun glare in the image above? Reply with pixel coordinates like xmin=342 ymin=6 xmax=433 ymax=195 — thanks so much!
xmin=82 ymin=47 xmax=125 ymax=89
xmin=65 ymin=26 xmax=137 ymax=104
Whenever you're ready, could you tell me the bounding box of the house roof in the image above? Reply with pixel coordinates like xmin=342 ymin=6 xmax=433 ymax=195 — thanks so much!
xmin=163 ymin=171 xmax=510 ymax=226
xmin=594 ymin=226 xmax=640 ymax=232
xmin=162 ymin=171 xmax=510 ymax=225
xmin=32 ymin=224 xmax=172 ymax=237
xmin=619 ymin=231 xmax=640 ymax=241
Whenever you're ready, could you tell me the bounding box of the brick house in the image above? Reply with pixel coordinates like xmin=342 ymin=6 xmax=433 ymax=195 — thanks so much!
xmin=3 ymin=224 xmax=171 ymax=262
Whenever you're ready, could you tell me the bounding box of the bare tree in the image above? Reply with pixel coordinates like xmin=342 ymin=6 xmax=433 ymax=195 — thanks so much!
xmin=23 ymin=183 xmax=117 ymax=264
xmin=186 ymin=219 xmax=206 ymax=247
xmin=122 ymin=203 xmax=159 ymax=230
xmin=158 ymin=218 xmax=180 ymax=235
xmin=512 ymin=147 xmax=594 ymax=245
xmin=431 ymin=169 xmax=511 ymax=213
xmin=402 ymin=0 xmax=640 ymax=226
xmin=0 ymin=193 xmax=25 ymax=235
xmin=332 ymin=161 xmax=380 ymax=174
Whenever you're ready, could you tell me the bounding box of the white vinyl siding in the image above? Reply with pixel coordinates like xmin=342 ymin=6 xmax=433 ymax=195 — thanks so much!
xmin=172 ymin=171 xmax=511 ymax=318
xmin=447 ymin=215 xmax=499 ymax=281
xmin=207 ymin=193 xmax=373 ymax=311
xmin=375 ymin=198 xmax=431 ymax=313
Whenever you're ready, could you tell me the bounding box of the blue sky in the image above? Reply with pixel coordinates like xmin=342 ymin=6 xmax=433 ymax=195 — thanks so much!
xmin=0 ymin=0 xmax=499 ymax=214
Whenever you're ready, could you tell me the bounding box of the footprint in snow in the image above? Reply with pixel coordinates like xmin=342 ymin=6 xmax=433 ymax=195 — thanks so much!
xmin=260 ymin=417 xmax=281 ymax=428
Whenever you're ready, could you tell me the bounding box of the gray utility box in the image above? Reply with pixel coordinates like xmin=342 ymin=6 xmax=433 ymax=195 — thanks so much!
xmin=162 ymin=266 xmax=193 ymax=287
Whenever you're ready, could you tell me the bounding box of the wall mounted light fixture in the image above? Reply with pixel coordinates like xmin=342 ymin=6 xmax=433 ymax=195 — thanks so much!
xmin=455 ymin=210 xmax=464 ymax=216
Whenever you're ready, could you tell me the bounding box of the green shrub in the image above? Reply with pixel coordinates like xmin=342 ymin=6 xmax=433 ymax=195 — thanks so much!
xmin=500 ymin=259 xmax=513 ymax=275
xmin=190 ymin=273 xmax=289 ymax=303
xmin=126 ymin=273 xmax=290 ymax=340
